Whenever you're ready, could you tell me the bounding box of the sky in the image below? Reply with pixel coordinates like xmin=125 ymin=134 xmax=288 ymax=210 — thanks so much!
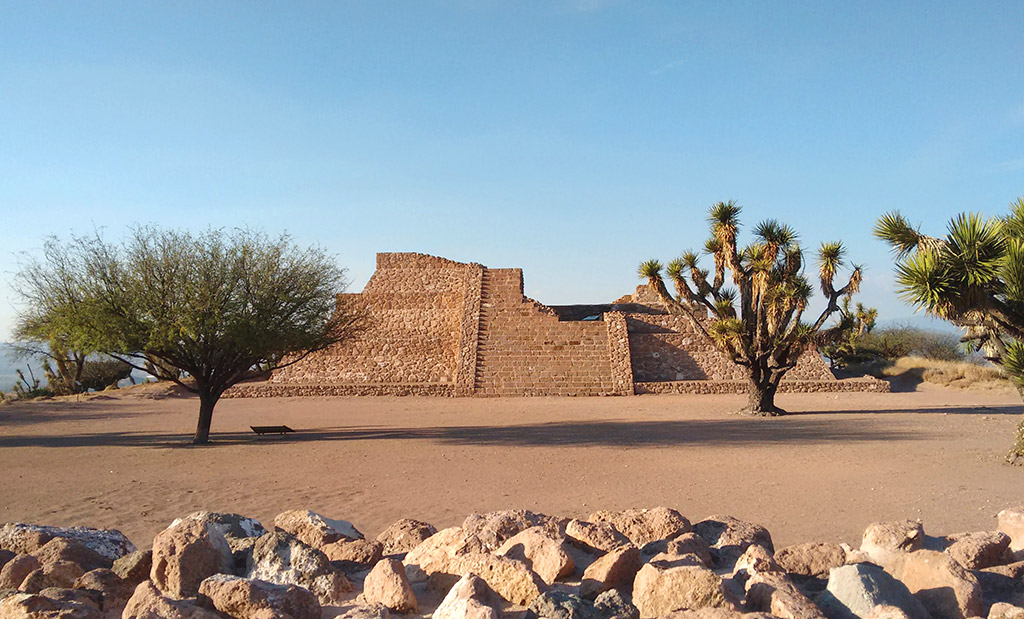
xmin=1 ymin=1 xmax=1023 ymax=341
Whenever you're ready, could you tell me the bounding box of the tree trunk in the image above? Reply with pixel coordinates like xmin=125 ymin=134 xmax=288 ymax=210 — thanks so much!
xmin=192 ymin=391 xmax=220 ymax=445
xmin=745 ymin=371 xmax=785 ymax=416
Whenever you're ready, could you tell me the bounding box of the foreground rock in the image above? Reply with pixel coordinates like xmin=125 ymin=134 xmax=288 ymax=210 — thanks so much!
xmin=123 ymin=580 xmax=223 ymax=618
xmin=151 ymin=516 xmax=233 ymax=598
xmin=496 ymin=526 xmax=575 ymax=585
xmin=363 ymin=557 xmax=417 ymax=613
xmin=998 ymin=507 xmax=1024 ymax=553
xmin=463 ymin=510 xmax=559 ymax=552
xmin=579 ymin=545 xmax=642 ymax=599
xmin=433 ymin=573 xmax=503 ymax=619
xmin=632 ymin=562 xmax=740 ymax=618
xmin=0 ymin=524 xmax=135 ymax=562
xmin=403 ymin=527 xmax=486 ymax=583
xmin=437 ymin=552 xmax=546 ymax=606
xmin=0 ymin=590 xmax=102 ymax=619
xmin=565 ymin=520 xmax=631 ymax=554
xmin=889 ymin=549 xmax=983 ymax=619
xmin=376 ymin=519 xmax=438 ymax=556
xmin=944 ymin=531 xmax=1013 ymax=570
xmin=273 ymin=509 xmax=364 ymax=549
xmin=247 ymin=531 xmax=351 ymax=606
xmin=589 ymin=507 xmax=691 ymax=547
xmin=197 ymin=573 xmax=321 ymax=618
xmin=692 ymin=516 xmax=774 ymax=569
xmin=818 ymin=563 xmax=930 ymax=619
xmin=859 ymin=520 xmax=924 ymax=568
xmin=773 ymin=542 xmax=847 ymax=579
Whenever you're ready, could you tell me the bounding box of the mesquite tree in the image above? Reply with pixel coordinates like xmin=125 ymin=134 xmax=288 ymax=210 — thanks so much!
xmin=639 ymin=200 xmax=862 ymax=415
xmin=875 ymin=198 xmax=1024 ymax=464
xmin=13 ymin=227 xmax=361 ymax=444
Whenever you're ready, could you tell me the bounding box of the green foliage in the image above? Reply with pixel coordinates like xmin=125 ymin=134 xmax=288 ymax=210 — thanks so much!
xmin=13 ymin=226 xmax=361 ymax=443
xmin=12 ymin=367 xmax=53 ymax=399
xmin=876 ymin=196 xmax=1024 ymax=464
xmin=639 ymin=200 xmax=862 ymax=414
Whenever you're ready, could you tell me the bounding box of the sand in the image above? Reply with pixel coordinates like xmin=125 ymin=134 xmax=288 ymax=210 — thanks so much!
xmin=1 ymin=382 xmax=1021 ymax=552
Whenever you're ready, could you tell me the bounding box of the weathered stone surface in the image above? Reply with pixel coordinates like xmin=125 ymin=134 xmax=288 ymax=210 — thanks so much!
xmin=999 ymin=507 xmax=1024 ymax=553
xmin=122 ymin=580 xmax=222 ymax=619
xmin=37 ymin=587 xmax=103 ymax=610
xmin=525 ymin=591 xmax=598 ymax=619
xmin=976 ymin=561 xmax=1024 ymax=610
xmin=197 ymin=572 xmax=320 ymax=619
xmin=744 ymin=572 xmax=825 ymax=619
xmin=363 ymin=558 xmax=417 ymax=613
xmin=864 ymin=606 xmax=915 ymax=619
xmin=660 ymin=611 xmax=775 ymax=619
xmin=818 ymin=563 xmax=930 ymax=619
xmin=247 ymin=531 xmax=351 ymax=606
xmin=593 ymin=589 xmax=639 ymax=619
xmin=20 ymin=561 xmax=86 ymax=593
xmin=323 ymin=539 xmax=384 ymax=570
xmin=641 ymin=532 xmax=713 ymax=568
xmin=691 ymin=516 xmax=774 ymax=569
xmin=375 ymin=519 xmax=438 ymax=556
xmin=890 ymin=549 xmax=983 ymax=619
xmin=496 ymin=526 xmax=574 ymax=585
xmin=338 ymin=603 xmax=392 ymax=619
xmin=860 ymin=520 xmax=924 ymax=567
xmin=31 ymin=537 xmax=111 ymax=573
xmin=589 ymin=507 xmax=691 ymax=548
xmin=0 ymin=549 xmax=15 ymax=571
xmin=437 ymin=552 xmax=545 ymax=606
xmin=173 ymin=512 xmax=268 ymax=554
xmin=0 ymin=554 xmax=41 ymax=589
xmin=112 ymin=550 xmax=153 ymax=586
xmin=774 ymin=542 xmax=846 ymax=578
xmin=631 ymin=563 xmax=740 ymax=618
xmin=403 ymin=527 xmax=485 ymax=583
xmin=579 ymin=545 xmax=642 ymax=599
xmin=565 ymin=520 xmax=631 ymax=554
xmin=0 ymin=590 xmax=102 ymax=619
xmin=945 ymin=531 xmax=1014 ymax=570
xmin=989 ymin=602 xmax=1024 ymax=619
xmin=463 ymin=510 xmax=559 ymax=551
xmin=432 ymin=573 xmax=502 ymax=619
xmin=273 ymin=510 xmax=364 ymax=549
xmin=646 ymin=552 xmax=704 ymax=570
xmin=151 ymin=517 xmax=233 ymax=598
xmin=0 ymin=524 xmax=135 ymax=563
xmin=732 ymin=544 xmax=783 ymax=578
xmin=72 ymin=568 xmax=134 ymax=615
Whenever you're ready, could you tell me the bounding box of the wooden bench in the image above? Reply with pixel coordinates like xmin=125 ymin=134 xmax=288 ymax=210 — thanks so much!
xmin=250 ymin=425 xmax=295 ymax=436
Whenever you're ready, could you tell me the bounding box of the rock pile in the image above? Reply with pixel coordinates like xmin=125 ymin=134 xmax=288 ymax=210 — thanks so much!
xmin=0 ymin=506 xmax=1022 ymax=619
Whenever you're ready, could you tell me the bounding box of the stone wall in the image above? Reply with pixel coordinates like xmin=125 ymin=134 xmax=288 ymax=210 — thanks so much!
xmin=229 ymin=253 xmax=887 ymax=398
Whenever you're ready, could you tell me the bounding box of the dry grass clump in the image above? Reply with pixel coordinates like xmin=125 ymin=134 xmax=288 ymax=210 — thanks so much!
xmin=880 ymin=356 xmax=1014 ymax=391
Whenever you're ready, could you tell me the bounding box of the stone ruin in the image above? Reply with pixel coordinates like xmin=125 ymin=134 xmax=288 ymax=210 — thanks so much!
xmin=2 ymin=506 xmax=1023 ymax=618
xmin=229 ymin=253 xmax=889 ymax=398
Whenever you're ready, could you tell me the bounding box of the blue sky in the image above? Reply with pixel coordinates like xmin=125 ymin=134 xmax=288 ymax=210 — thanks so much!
xmin=1 ymin=1 xmax=1022 ymax=340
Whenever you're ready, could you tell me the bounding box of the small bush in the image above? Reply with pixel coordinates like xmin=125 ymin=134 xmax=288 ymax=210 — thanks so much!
xmin=860 ymin=356 xmax=1013 ymax=391
xmin=859 ymin=325 xmax=964 ymax=361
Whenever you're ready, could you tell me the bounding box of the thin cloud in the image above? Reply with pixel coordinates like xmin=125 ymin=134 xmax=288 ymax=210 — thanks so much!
xmin=651 ymin=58 xmax=686 ymax=76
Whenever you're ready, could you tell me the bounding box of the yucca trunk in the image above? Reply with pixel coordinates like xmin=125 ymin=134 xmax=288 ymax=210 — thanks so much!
xmin=745 ymin=364 xmax=785 ymax=416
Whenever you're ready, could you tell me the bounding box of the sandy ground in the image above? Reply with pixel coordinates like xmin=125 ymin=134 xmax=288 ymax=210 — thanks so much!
xmin=1 ymin=382 xmax=1022 ymax=553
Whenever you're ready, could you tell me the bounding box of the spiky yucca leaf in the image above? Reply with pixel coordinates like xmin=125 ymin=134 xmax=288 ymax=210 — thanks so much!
xmin=1003 ymin=340 xmax=1024 ymax=388
xmin=1004 ymin=197 xmax=1024 ymax=241
xmin=666 ymin=258 xmax=685 ymax=279
xmin=944 ymin=213 xmax=1005 ymax=286
xmin=874 ymin=212 xmax=923 ymax=257
xmin=817 ymin=241 xmax=846 ymax=294
xmin=708 ymin=200 xmax=741 ymax=233
xmin=1002 ymin=239 xmax=1024 ymax=303
xmin=704 ymin=238 xmax=722 ymax=255
xmin=709 ymin=317 xmax=744 ymax=345
xmin=712 ymin=297 xmax=736 ymax=319
xmin=638 ymin=259 xmax=663 ymax=280
xmin=894 ymin=250 xmax=956 ymax=317
xmin=680 ymin=251 xmax=700 ymax=269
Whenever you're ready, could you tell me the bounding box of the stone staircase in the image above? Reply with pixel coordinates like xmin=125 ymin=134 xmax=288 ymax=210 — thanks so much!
xmin=473 ymin=269 xmax=495 ymax=392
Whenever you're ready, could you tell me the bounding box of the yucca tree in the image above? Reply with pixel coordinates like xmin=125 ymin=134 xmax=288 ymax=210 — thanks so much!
xmin=639 ymin=201 xmax=862 ymax=415
xmin=875 ymin=198 xmax=1024 ymax=464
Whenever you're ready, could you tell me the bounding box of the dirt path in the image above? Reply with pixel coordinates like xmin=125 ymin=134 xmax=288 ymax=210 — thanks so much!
xmin=1 ymin=383 xmax=1021 ymax=551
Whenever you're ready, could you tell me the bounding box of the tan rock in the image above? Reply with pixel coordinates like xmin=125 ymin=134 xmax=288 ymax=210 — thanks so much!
xmin=0 ymin=549 xmax=15 ymax=570
xmin=744 ymin=572 xmax=826 ymax=619
xmin=112 ymin=550 xmax=153 ymax=586
xmin=151 ymin=517 xmax=233 ymax=598
xmin=198 ymin=573 xmax=320 ymax=618
xmin=989 ymin=602 xmax=1024 ymax=619
xmin=338 ymin=603 xmax=392 ymax=619
xmin=999 ymin=507 xmax=1024 ymax=552
xmin=661 ymin=611 xmax=773 ymax=619
xmin=641 ymin=532 xmax=713 ymax=568
xmin=247 ymin=531 xmax=352 ymax=606
xmin=375 ymin=519 xmax=437 ymax=556
xmin=861 ymin=520 xmax=924 ymax=567
xmin=122 ymin=580 xmax=223 ymax=619
xmin=589 ymin=507 xmax=691 ymax=547
xmin=438 ymin=552 xmax=545 ymax=606
xmin=773 ymin=542 xmax=846 ymax=578
xmin=0 ymin=524 xmax=135 ymax=563
xmin=0 ymin=554 xmax=41 ymax=589
xmin=631 ymin=563 xmax=740 ymax=618
xmin=363 ymin=558 xmax=417 ymax=613
xmin=20 ymin=561 xmax=86 ymax=593
xmin=0 ymin=591 xmax=102 ymax=619
xmin=890 ymin=549 xmax=983 ymax=619
xmin=30 ymin=538 xmax=111 ymax=574
xmin=646 ymin=551 xmax=704 ymax=569
xmin=496 ymin=526 xmax=574 ymax=585
xmin=732 ymin=544 xmax=782 ymax=577
xmin=579 ymin=545 xmax=642 ymax=599
xmin=691 ymin=516 xmax=773 ymax=569
xmin=946 ymin=531 xmax=1014 ymax=570
xmin=865 ymin=605 xmax=916 ymax=619
xmin=565 ymin=520 xmax=631 ymax=554
xmin=403 ymin=527 xmax=485 ymax=583
xmin=73 ymin=568 xmax=134 ymax=615
xmin=273 ymin=510 xmax=363 ymax=549
xmin=432 ymin=573 xmax=502 ymax=619
xmin=462 ymin=510 xmax=559 ymax=551
xmin=323 ymin=539 xmax=384 ymax=569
